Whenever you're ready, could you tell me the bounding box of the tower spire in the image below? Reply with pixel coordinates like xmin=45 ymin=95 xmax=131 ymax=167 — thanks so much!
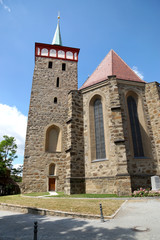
xmin=52 ymin=13 xmax=62 ymax=45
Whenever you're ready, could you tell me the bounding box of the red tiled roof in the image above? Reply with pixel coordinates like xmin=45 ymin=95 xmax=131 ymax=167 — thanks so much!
xmin=80 ymin=49 xmax=145 ymax=89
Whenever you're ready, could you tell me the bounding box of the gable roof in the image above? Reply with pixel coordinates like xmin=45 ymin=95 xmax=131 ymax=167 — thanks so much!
xmin=80 ymin=49 xmax=145 ymax=89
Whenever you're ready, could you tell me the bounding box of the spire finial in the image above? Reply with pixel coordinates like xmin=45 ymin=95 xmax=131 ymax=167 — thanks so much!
xmin=58 ymin=11 xmax=60 ymax=20
xmin=52 ymin=13 xmax=62 ymax=45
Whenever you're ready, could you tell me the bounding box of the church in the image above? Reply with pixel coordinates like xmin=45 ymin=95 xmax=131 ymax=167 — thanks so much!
xmin=22 ymin=17 xmax=160 ymax=195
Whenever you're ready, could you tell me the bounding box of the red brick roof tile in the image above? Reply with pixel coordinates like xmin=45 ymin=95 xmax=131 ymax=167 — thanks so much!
xmin=80 ymin=50 xmax=145 ymax=89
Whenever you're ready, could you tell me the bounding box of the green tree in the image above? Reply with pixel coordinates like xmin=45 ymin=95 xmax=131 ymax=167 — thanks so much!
xmin=0 ymin=135 xmax=18 ymax=176
xmin=11 ymin=165 xmax=23 ymax=182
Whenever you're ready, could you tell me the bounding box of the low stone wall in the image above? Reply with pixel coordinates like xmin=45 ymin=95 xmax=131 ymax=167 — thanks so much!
xmin=0 ymin=202 xmax=122 ymax=220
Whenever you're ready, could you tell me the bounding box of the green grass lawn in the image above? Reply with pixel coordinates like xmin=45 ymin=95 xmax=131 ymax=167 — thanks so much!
xmin=24 ymin=192 xmax=50 ymax=197
xmin=0 ymin=194 xmax=124 ymax=216
xmin=23 ymin=192 xmax=130 ymax=198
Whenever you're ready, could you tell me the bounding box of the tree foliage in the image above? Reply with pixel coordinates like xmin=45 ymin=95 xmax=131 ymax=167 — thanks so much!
xmin=11 ymin=165 xmax=23 ymax=182
xmin=0 ymin=135 xmax=18 ymax=176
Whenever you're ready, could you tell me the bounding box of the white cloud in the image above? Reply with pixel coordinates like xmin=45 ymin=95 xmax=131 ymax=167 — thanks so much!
xmin=13 ymin=164 xmax=23 ymax=176
xmin=0 ymin=0 xmax=11 ymax=12
xmin=0 ymin=104 xmax=27 ymax=156
xmin=13 ymin=164 xmax=23 ymax=169
xmin=132 ymin=66 xmax=144 ymax=80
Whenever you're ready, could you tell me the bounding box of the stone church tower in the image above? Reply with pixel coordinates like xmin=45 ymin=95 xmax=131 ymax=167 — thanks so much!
xmin=23 ymin=17 xmax=160 ymax=195
xmin=23 ymin=16 xmax=81 ymax=193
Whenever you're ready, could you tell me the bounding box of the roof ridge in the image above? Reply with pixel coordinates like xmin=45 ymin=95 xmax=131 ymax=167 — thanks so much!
xmin=112 ymin=50 xmax=143 ymax=82
xmin=79 ymin=50 xmax=112 ymax=89
xmin=111 ymin=49 xmax=113 ymax=75
xmin=80 ymin=49 xmax=145 ymax=90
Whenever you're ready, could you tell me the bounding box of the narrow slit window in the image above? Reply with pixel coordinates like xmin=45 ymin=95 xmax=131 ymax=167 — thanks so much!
xmin=62 ymin=63 xmax=66 ymax=71
xmin=56 ymin=77 xmax=59 ymax=87
xmin=54 ymin=97 xmax=57 ymax=104
xmin=48 ymin=61 xmax=53 ymax=68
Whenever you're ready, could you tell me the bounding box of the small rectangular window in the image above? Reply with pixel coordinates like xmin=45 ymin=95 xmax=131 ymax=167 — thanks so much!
xmin=54 ymin=97 xmax=57 ymax=104
xmin=62 ymin=63 xmax=66 ymax=71
xmin=48 ymin=61 xmax=53 ymax=68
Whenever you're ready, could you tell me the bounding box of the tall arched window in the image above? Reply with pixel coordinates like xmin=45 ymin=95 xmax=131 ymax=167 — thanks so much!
xmin=45 ymin=125 xmax=61 ymax=152
xmin=127 ymin=96 xmax=144 ymax=157
xmin=94 ymin=99 xmax=106 ymax=159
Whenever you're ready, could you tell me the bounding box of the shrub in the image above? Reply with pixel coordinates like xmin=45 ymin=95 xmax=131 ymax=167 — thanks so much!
xmin=132 ymin=188 xmax=160 ymax=197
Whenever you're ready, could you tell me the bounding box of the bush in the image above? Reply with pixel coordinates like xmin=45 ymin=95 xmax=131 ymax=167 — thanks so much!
xmin=132 ymin=187 xmax=160 ymax=197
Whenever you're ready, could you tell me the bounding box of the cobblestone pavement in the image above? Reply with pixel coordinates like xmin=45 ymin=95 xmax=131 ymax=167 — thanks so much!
xmin=0 ymin=199 xmax=160 ymax=240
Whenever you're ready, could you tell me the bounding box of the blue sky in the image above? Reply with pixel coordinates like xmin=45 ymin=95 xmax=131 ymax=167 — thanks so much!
xmin=0 ymin=0 xmax=160 ymax=166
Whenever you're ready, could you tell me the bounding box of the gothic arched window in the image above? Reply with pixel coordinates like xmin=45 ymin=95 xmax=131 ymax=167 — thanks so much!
xmin=127 ymin=96 xmax=144 ymax=157
xmin=94 ymin=99 xmax=106 ymax=159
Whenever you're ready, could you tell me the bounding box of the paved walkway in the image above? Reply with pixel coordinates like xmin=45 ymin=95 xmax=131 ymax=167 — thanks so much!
xmin=0 ymin=199 xmax=160 ymax=240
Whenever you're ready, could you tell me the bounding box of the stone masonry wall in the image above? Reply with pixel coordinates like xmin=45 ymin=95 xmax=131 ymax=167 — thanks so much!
xmin=65 ymin=90 xmax=85 ymax=194
xmin=145 ymin=82 xmax=160 ymax=175
xmin=23 ymin=57 xmax=78 ymax=193
xmin=82 ymin=77 xmax=131 ymax=195
xmin=118 ymin=80 xmax=159 ymax=190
